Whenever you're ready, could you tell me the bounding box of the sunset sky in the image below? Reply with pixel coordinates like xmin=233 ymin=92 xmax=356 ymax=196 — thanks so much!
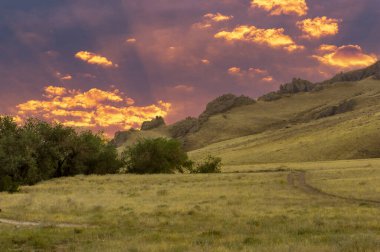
xmin=0 ymin=0 xmax=379 ymax=136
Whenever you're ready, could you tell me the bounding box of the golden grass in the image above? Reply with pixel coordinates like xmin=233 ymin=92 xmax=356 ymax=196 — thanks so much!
xmin=189 ymin=81 xmax=380 ymax=164
xmin=118 ymin=78 xmax=380 ymax=164
xmin=0 ymin=159 xmax=379 ymax=251
xmin=308 ymin=166 xmax=380 ymax=202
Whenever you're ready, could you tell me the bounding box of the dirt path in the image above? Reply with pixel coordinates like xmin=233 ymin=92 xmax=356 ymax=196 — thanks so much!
xmin=0 ymin=218 xmax=90 ymax=228
xmin=287 ymin=171 xmax=380 ymax=205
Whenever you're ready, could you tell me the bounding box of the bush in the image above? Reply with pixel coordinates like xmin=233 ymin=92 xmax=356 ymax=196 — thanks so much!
xmin=121 ymin=138 xmax=193 ymax=174
xmin=191 ymin=155 xmax=222 ymax=174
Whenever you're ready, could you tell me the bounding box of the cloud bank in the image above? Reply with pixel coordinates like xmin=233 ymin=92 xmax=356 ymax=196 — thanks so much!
xmin=16 ymin=86 xmax=171 ymax=136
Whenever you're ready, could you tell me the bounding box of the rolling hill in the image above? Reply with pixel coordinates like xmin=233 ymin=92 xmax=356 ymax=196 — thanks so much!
xmin=113 ymin=62 xmax=380 ymax=164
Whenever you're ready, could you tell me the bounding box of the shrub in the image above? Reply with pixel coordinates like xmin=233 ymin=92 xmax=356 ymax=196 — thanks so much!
xmin=121 ymin=138 xmax=193 ymax=174
xmin=191 ymin=155 xmax=222 ymax=174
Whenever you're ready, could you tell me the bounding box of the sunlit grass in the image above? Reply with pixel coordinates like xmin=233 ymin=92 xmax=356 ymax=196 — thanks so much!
xmin=0 ymin=159 xmax=379 ymax=251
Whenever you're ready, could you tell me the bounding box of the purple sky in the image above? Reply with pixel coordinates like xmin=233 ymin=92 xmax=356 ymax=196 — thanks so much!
xmin=0 ymin=0 xmax=379 ymax=134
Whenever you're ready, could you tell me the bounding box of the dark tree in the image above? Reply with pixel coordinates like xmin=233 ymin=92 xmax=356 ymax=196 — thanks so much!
xmin=121 ymin=138 xmax=193 ymax=174
xmin=0 ymin=116 xmax=123 ymax=192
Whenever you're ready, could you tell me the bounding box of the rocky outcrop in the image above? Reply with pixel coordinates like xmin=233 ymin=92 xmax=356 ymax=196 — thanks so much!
xmin=258 ymin=78 xmax=315 ymax=102
xmin=313 ymin=100 xmax=356 ymax=119
xmin=169 ymin=117 xmax=199 ymax=138
xmin=323 ymin=61 xmax=380 ymax=84
xmin=110 ymin=129 xmax=137 ymax=147
xmin=169 ymin=94 xmax=255 ymax=138
xmin=198 ymin=94 xmax=255 ymax=123
xmin=279 ymin=78 xmax=315 ymax=94
xmin=259 ymin=61 xmax=380 ymax=103
xmin=140 ymin=116 xmax=166 ymax=131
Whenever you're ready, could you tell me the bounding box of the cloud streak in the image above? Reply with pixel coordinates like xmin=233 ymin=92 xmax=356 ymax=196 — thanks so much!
xmin=75 ymin=51 xmax=118 ymax=68
xmin=228 ymin=67 xmax=274 ymax=83
xmin=215 ymin=25 xmax=304 ymax=52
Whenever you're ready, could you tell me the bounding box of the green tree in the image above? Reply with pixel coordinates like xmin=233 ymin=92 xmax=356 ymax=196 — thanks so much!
xmin=0 ymin=116 xmax=24 ymax=191
xmin=0 ymin=116 xmax=123 ymax=192
xmin=121 ymin=138 xmax=193 ymax=174
xmin=76 ymin=130 xmax=122 ymax=175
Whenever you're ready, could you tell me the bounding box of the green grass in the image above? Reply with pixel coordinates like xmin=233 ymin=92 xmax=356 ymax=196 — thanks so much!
xmin=0 ymin=159 xmax=379 ymax=251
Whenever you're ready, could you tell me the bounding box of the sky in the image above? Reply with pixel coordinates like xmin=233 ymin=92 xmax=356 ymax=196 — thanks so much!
xmin=0 ymin=0 xmax=379 ymax=136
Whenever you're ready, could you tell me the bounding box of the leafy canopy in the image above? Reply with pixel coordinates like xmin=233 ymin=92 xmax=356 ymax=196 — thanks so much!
xmin=0 ymin=116 xmax=122 ymax=192
xmin=122 ymin=138 xmax=193 ymax=174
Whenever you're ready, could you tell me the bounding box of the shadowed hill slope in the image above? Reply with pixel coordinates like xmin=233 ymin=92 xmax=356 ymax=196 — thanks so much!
xmin=114 ymin=62 xmax=380 ymax=163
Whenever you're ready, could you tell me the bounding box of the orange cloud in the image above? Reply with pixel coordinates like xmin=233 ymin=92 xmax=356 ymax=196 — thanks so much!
xmin=215 ymin=25 xmax=304 ymax=52
xmin=297 ymin=16 xmax=340 ymax=39
xmin=173 ymin=84 xmax=195 ymax=93
xmin=201 ymin=59 xmax=210 ymax=65
xmin=75 ymin=51 xmax=117 ymax=68
xmin=193 ymin=12 xmax=233 ymax=29
xmin=44 ymin=86 xmax=67 ymax=97
xmin=228 ymin=67 xmax=241 ymax=75
xmin=248 ymin=68 xmax=268 ymax=75
xmin=228 ymin=66 xmax=274 ymax=82
xmin=15 ymin=86 xmax=171 ymax=136
xmin=317 ymin=44 xmax=338 ymax=52
xmin=313 ymin=45 xmax=378 ymax=69
xmin=126 ymin=38 xmax=137 ymax=43
xmin=251 ymin=0 xmax=308 ymax=16
xmin=56 ymin=72 xmax=73 ymax=81
xmin=204 ymin=13 xmax=233 ymax=22
xmin=262 ymin=76 xmax=274 ymax=82
xmin=61 ymin=75 xmax=73 ymax=80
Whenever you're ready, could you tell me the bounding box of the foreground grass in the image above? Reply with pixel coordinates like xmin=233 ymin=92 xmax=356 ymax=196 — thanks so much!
xmin=0 ymin=160 xmax=379 ymax=251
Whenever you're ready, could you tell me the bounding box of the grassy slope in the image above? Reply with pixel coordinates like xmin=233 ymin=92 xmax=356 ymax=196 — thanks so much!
xmin=116 ymin=127 xmax=171 ymax=153
xmin=117 ymin=78 xmax=380 ymax=164
xmin=0 ymin=159 xmax=379 ymax=251
xmin=189 ymin=78 xmax=380 ymax=164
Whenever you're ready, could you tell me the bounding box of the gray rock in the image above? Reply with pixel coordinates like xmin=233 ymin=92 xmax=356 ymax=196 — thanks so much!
xmin=141 ymin=116 xmax=166 ymax=131
xmin=199 ymin=94 xmax=255 ymax=123
xmin=169 ymin=117 xmax=199 ymax=138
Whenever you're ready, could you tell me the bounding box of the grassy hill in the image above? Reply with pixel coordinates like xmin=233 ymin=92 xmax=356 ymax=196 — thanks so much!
xmin=114 ymin=62 xmax=380 ymax=164
xmin=190 ymin=77 xmax=380 ymax=164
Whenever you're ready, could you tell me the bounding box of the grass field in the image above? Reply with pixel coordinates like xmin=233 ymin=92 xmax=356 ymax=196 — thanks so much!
xmin=0 ymin=159 xmax=379 ymax=251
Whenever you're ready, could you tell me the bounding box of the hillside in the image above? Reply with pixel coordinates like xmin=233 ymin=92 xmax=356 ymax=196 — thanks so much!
xmin=113 ymin=62 xmax=380 ymax=163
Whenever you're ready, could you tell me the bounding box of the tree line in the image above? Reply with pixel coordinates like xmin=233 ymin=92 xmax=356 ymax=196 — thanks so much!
xmin=0 ymin=116 xmax=222 ymax=193
xmin=0 ymin=116 xmax=122 ymax=192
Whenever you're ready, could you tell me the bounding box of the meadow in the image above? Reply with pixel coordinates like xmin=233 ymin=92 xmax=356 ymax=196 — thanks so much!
xmin=0 ymin=159 xmax=379 ymax=251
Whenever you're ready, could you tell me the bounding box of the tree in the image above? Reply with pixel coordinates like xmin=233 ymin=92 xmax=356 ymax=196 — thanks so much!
xmin=121 ymin=138 xmax=193 ymax=174
xmin=0 ymin=116 xmax=123 ymax=192
xmin=0 ymin=116 xmax=24 ymax=191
